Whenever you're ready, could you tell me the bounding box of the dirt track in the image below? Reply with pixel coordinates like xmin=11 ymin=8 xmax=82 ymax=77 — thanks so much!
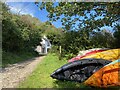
xmin=1 ymin=56 xmax=45 ymax=88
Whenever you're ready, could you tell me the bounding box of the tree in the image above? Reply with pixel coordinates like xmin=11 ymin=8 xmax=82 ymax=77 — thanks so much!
xmin=42 ymin=22 xmax=64 ymax=45
xmin=113 ymin=25 xmax=120 ymax=48
xmin=90 ymin=29 xmax=115 ymax=48
xmin=35 ymin=2 xmax=119 ymax=31
xmin=2 ymin=2 xmax=42 ymax=52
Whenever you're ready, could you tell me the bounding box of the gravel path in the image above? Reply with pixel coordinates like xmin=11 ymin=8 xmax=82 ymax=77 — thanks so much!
xmin=1 ymin=56 xmax=45 ymax=88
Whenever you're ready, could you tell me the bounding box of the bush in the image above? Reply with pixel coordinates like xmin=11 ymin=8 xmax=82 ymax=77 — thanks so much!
xmin=2 ymin=2 xmax=42 ymax=52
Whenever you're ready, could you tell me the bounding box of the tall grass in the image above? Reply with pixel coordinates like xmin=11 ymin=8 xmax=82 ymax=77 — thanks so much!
xmin=2 ymin=51 xmax=38 ymax=67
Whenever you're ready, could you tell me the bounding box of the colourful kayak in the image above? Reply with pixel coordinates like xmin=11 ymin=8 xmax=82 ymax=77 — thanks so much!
xmin=77 ymin=48 xmax=108 ymax=56
xmin=81 ymin=49 xmax=120 ymax=61
xmin=68 ymin=49 xmax=106 ymax=62
xmin=84 ymin=59 xmax=120 ymax=87
xmin=50 ymin=58 xmax=111 ymax=83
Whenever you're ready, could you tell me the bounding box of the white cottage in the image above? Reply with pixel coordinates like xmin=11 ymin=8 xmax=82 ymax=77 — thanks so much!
xmin=35 ymin=35 xmax=51 ymax=55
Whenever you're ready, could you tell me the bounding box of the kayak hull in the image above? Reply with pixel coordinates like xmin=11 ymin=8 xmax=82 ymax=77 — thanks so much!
xmin=84 ymin=59 xmax=120 ymax=87
xmin=51 ymin=58 xmax=111 ymax=83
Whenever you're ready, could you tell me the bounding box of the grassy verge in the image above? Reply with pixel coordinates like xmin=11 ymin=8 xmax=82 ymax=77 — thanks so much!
xmin=2 ymin=51 xmax=38 ymax=67
xmin=19 ymin=53 xmax=90 ymax=88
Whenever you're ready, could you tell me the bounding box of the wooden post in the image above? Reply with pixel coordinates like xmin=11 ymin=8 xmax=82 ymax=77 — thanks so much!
xmin=59 ymin=46 xmax=62 ymax=60
xmin=60 ymin=46 xmax=61 ymax=54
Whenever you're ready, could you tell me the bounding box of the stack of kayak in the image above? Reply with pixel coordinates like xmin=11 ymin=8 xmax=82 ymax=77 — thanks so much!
xmin=68 ymin=48 xmax=108 ymax=62
xmin=50 ymin=49 xmax=120 ymax=88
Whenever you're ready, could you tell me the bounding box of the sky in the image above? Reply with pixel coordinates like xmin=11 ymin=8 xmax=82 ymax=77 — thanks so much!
xmin=6 ymin=2 xmax=63 ymax=28
xmin=5 ymin=2 xmax=115 ymax=32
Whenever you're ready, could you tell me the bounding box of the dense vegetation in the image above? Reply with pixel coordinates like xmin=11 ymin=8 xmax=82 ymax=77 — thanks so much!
xmin=2 ymin=3 xmax=40 ymax=67
xmin=35 ymin=2 xmax=120 ymax=59
xmin=2 ymin=4 xmax=41 ymax=52
xmin=2 ymin=2 xmax=63 ymax=67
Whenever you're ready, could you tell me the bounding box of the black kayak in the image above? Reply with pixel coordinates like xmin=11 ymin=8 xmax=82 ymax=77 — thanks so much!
xmin=50 ymin=58 xmax=111 ymax=83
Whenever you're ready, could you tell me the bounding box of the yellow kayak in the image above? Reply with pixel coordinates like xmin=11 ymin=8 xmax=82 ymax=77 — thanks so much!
xmin=81 ymin=49 xmax=120 ymax=61
xmin=84 ymin=60 xmax=120 ymax=87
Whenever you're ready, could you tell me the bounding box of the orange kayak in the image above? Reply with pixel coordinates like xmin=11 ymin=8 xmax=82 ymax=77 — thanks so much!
xmin=84 ymin=59 xmax=120 ymax=87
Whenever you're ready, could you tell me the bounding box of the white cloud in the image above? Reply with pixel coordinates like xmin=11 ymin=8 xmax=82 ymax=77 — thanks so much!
xmin=6 ymin=2 xmax=35 ymax=17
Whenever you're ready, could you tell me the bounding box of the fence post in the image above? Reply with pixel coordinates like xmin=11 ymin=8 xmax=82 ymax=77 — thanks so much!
xmin=60 ymin=46 xmax=61 ymax=54
xmin=59 ymin=46 xmax=62 ymax=60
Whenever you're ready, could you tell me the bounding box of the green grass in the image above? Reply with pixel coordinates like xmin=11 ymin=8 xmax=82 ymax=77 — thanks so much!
xmin=2 ymin=51 xmax=38 ymax=67
xmin=19 ymin=53 xmax=90 ymax=88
